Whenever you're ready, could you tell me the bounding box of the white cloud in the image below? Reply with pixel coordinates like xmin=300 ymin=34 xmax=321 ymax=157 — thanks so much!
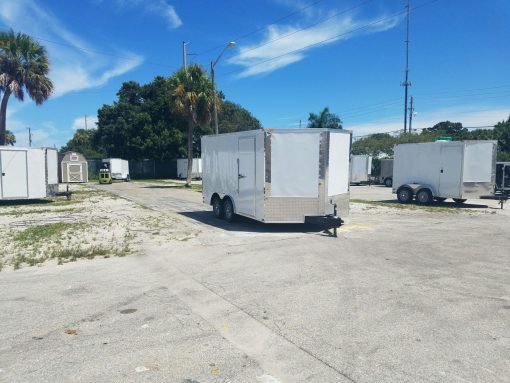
xmin=347 ymin=106 xmax=510 ymax=138
xmin=0 ymin=0 xmax=144 ymax=98
xmin=72 ymin=114 xmax=98 ymax=130
xmin=228 ymin=11 xmax=401 ymax=78
xmin=109 ymin=0 xmax=182 ymax=29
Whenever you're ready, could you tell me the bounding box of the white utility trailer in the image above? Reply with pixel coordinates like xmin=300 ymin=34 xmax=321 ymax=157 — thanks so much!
xmin=380 ymin=158 xmax=394 ymax=187
xmin=202 ymin=129 xmax=352 ymax=232
xmin=350 ymin=154 xmax=372 ymax=184
xmin=0 ymin=146 xmax=58 ymax=200
xmin=102 ymin=158 xmax=130 ymax=181
xmin=393 ymin=140 xmax=497 ymax=204
xmin=177 ymin=158 xmax=202 ymax=179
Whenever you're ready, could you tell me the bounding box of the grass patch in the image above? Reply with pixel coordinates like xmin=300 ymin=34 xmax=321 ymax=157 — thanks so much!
xmin=14 ymin=222 xmax=72 ymax=244
xmin=55 ymin=246 xmax=110 ymax=262
xmin=350 ymin=199 xmax=462 ymax=213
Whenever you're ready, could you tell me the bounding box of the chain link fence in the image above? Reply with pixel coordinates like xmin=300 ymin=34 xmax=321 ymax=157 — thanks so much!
xmin=87 ymin=159 xmax=178 ymax=180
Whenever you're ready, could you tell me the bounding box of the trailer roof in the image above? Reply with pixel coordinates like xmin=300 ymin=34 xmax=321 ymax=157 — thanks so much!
xmin=202 ymin=128 xmax=352 ymax=138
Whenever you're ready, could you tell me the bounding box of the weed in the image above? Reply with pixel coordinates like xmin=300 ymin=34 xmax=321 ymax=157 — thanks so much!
xmin=14 ymin=223 xmax=70 ymax=244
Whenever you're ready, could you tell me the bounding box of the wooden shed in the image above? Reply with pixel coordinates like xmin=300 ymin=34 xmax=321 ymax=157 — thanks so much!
xmin=60 ymin=151 xmax=88 ymax=183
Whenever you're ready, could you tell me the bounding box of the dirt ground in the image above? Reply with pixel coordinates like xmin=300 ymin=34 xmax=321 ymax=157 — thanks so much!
xmin=0 ymin=181 xmax=508 ymax=383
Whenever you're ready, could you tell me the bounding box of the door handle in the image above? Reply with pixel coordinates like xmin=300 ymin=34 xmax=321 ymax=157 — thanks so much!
xmin=238 ymin=174 xmax=246 ymax=179
xmin=440 ymin=169 xmax=443 ymax=173
xmin=1 ymin=172 xmax=4 ymax=176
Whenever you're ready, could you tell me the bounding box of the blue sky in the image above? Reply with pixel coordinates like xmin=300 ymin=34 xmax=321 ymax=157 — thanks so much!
xmin=0 ymin=0 xmax=509 ymax=148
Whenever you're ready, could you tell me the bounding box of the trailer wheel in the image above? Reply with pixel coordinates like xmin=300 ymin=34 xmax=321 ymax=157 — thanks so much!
xmin=453 ymin=198 xmax=467 ymax=204
xmin=397 ymin=187 xmax=413 ymax=203
xmin=416 ymin=189 xmax=433 ymax=205
xmin=384 ymin=177 xmax=392 ymax=187
xmin=212 ymin=196 xmax=223 ymax=219
xmin=223 ymin=198 xmax=235 ymax=222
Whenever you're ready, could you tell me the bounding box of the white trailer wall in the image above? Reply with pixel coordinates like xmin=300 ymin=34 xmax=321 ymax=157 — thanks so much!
xmin=328 ymin=132 xmax=351 ymax=196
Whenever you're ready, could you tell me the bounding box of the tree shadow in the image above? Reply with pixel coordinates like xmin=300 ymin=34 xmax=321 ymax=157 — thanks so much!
xmin=179 ymin=210 xmax=334 ymax=235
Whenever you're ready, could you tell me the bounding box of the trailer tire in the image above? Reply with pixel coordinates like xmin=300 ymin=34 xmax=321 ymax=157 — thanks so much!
xmin=384 ymin=177 xmax=392 ymax=187
xmin=416 ymin=189 xmax=433 ymax=205
xmin=223 ymin=198 xmax=235 ymax=222
xmin=397 ymin=187 xmax=413 ymax=203
xmin=453 ymin=198 xmax=467 ymax=204
xmin=212 ymin=196 xmax=223 ymax=219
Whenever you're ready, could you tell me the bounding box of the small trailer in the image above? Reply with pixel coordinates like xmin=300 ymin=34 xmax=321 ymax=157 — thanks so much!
xmin=202 ymin=129 xmax=351 ymax=233
xmin=393 ymin=140 xmax=497 ymax=204
xmin=379 ymin=158 xmax=394 ymax=187
xmin=0 ymin=146 xmax=58 ymax=200
xmin=350 ymin=154 xmax=372 ymax=185
xmin=495 ymin=162 xmax=510 ymax=195
xmin=102 ymin=158 xmax=130 ymax=181
xmin=177 ymin=158 xmax=202 ymax=179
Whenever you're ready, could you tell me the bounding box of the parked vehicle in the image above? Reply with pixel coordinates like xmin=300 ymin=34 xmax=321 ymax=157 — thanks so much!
xmin=393 ymin=140 xmax=497 ymax=204
xmin=379 ymin=158 xmax=394 ymax=187
xmin=350 ymin=154 xmax=372 ymax=185
xmin=102 ymin=158 xmax=130 ymax=181
xmin=0 ymin=146 xmax=58 ymax=200
xmin=495 ymin=162 xmax=510 ymax=195
xmin=202 ymin=129 xmax=351 ymax=232
xmin=177 ymin=158 xmax=202 ymax=179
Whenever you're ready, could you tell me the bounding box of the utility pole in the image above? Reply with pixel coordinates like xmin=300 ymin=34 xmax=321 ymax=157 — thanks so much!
xmin=182 ymin=41 xmax=188 ymax=70
xmin=27 ymin=127 xmax=32 ymax=147
xmin=408 ymin=96 xmax=414 ymax=133
xmin=299 ymin=119 xmax=302 ymax=128
xmin=402 ymin=0 xmax=411 ymax=133
xmin=85 ymin=114 xmax=88 ymax=130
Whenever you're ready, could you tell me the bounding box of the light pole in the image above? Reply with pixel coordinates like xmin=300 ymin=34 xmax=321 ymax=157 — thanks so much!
xmin=211 ymin=41 xmax=236 ymax=135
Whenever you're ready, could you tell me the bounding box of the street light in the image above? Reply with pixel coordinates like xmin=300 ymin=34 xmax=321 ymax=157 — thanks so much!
xmin=211 ymin=41 xmax=236 ymax=135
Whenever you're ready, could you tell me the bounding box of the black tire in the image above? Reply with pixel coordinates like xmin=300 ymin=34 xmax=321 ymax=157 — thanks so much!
xmin=384 ymin=177 xmax=392 ymax=187
xmin=416 ymin=189 xmax=433 ymax=205
xmin=212 ymin=196 xmax=223 ymax=219
xmin=397 ymin=187 xmax=413 ymax=203
xmin=434 ymin=197 xmax=447 ymax=203
xmin=223 ymin=198 xmax=235 ymax=222
xmin=453 ymin=198 xmax=467 ymax=204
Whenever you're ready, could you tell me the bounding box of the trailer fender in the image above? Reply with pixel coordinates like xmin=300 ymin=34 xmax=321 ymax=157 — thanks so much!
xmin=397 ymin=183 xmax=437 ymax=197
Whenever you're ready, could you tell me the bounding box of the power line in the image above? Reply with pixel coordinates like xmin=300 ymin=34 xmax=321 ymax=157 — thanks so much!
xmin=219 ymin=0 xmax=440 ymax=78
xmin=195 ymin=0 xmax=327 ymax=56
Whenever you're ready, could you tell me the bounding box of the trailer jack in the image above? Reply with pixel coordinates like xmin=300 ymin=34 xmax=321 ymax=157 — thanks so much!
xmin=305 ymin=205 xmax=343 ymax=237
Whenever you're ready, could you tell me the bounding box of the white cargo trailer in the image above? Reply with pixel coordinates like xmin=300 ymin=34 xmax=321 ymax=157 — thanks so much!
xmin=177 ymin=158 xmax=202 ymax=179
xmin=350 ymin=154 xmax=372 ymax=184
xmin=102 ymin=158 xmax=130 ymax=181
xmin=202 ymin=129 xmax=351 ymax=231
xmin=393 ymin=140 xmax=497 ymax=204
xmin=0 ymin=146 xmax=58 ymax=200
xmin=380 ymin=158 xmax=394 ymax=187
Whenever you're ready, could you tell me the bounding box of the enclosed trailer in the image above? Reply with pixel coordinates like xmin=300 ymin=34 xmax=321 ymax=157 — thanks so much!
xmin=0 ymin=146 xmax=58 ymax=200
xmin=392 ymin=140 xmax=497 ymax=204
xmin=60 ymin=151 xmax=88 ymax=183
xmin=380 ymin=158 xmax=394 ymax=187
xmin=177 ymin=158 xmax=202 ymax=179
xmin=350 ymin=154 xmax=372 ymax=184
xmin=102 ymin=158 xmax=130 ymax=181
xmin=202 ymin=129 xmax=351 ymax=230
xmin=495 ymin=162 xmax=510 ymax=195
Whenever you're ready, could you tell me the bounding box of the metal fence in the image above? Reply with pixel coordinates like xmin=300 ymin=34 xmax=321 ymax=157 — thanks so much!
xmin=87 ymin=158 xmax=178 ymax=180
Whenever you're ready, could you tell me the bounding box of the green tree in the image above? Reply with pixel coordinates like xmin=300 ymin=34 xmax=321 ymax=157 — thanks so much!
xmin=217 ymin=101 xmax=262 ymax=133
xmin=59 ymin=129 xmax=104 ymax=158
xmin=5 ymin=129 xmax=15 ymax=145
xmin=422 ymin=121 xmax=467 ymax=137
xmin=0 ymin=30 xmax=53 ymax=145
xmin=169 ymin=65 xmax=214 ymax=186
xmin=307 ymin=107 xmax=342 ymax=129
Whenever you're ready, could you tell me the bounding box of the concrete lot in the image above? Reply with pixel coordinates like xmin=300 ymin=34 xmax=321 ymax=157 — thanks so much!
xmin=0 ymin=183 xmax=509 ymax=382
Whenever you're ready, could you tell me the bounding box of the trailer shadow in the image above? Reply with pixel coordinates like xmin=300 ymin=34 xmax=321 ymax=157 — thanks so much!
xmin=379 ymin=199 xmax=490 ymax=209
xmin=0 ymin=199 xmax=53 ymax=207
xmin=179 ymin=211 xmax=334 ymax=235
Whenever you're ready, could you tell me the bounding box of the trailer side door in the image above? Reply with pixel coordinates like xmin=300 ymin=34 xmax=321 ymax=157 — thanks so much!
xmin=439 ymin=145 xmax=462 ymax=197
xmin=238 ymin=137 xmax=256 ymax=217
xmin=1 ymin=150 xmax=28 ymax=199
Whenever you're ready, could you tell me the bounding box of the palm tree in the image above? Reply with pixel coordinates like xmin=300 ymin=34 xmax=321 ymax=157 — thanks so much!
xmin=5 ymin=129 xmax=15 ymax=145
xmin=307 ymin=107 xmax=342 ymax=129
xmin=169 ymin=64 xmax=215 ymax=186
xmin=0 ymin=30 xmax=53 ymax=145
